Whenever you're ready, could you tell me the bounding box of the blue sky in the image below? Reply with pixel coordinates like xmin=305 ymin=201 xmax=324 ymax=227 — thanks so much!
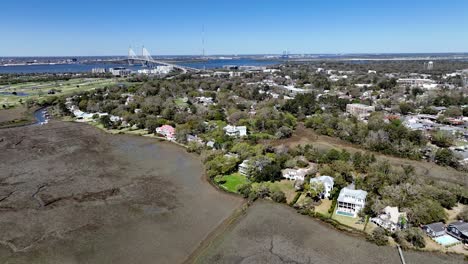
xmin=1 ymin=0 xmax=468 ymax=56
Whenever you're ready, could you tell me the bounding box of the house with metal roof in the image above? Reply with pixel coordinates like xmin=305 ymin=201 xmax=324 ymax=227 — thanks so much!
xmin=310 ymin=176 xmax=334 ymax=199
xmin=447 ymin=221 xmax=468 ymax=242
xmin=423 ymin=222 xmax=446 ymax=237
xmin=335 ymin=187 xmax=367 ymax=217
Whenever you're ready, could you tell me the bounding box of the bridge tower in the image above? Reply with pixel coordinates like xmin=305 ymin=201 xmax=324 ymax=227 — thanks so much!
xmin=128 ymin=46 xmax=138 ymax=65
xmin=141 ymin=46 xmax=154 ymax=67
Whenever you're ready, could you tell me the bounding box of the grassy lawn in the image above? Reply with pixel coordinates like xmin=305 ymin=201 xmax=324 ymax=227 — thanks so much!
xmin=332 ymin=213 xmax=366 ymax=231
xmin=216 ymin=173 xmax=249 ymax=193
xmin=251 ymin=180 xmax=297 ymax=203
xmin=314 ymin=199 xmax=332 ymax=217
xmin=0 ymin=78 xmax=120 ymax=107
xmin=364 ymin=221 xmax=378 ymax=234
xmin=295 ymin=193 xmax=312 ymax=207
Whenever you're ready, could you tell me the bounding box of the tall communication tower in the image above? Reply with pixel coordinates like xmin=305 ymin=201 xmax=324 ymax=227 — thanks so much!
xmin=202 ymin=24 xmax=205 ymax=57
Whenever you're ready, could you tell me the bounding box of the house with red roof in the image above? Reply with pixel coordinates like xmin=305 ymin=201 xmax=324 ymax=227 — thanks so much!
xmin=156 ymin=125 xmax=176 ymax=141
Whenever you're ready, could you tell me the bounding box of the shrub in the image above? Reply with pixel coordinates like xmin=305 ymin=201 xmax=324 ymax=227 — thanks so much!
xmin=368 ymin=227 xmax=389 ymax=246
xmin=457 ymin=207 xmax=468 ymax=222
xmin=238 ymin=184 xmax=252 ymax=199
xmin=395 ymin=228 xmax=426 ymax=249
xmin=271 ymin=190 xmax=287 ymax=203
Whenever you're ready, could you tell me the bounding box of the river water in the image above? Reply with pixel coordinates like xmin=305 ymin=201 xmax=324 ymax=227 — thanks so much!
xmin=0 ymin=59 xmax=280 ymax=74
xmin=33 ymin=108 xmax=47 ymax=124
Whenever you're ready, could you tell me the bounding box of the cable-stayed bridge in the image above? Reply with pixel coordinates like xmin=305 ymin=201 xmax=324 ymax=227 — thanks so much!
xmin=127 ymin=47 xmax=199 ymax=73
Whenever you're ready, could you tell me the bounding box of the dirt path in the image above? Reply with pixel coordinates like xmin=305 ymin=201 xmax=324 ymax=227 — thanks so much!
xmin=267 ymin=124 xmax=467 ymax=186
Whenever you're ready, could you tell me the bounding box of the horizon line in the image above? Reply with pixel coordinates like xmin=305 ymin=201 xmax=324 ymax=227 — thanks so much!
xmin=2 ymin=52 xmax=468 ymax=58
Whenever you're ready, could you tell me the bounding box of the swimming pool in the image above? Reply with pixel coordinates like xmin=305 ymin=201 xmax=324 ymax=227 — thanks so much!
xmin=434 ymin=235 xmax=459 ymax=247
xmin=336 ymin=211 xmax=355 ymax=217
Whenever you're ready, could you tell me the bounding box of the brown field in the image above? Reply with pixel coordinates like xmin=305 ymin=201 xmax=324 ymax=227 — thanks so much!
xmin=194 ymin=201 xmax=465 ymax=264
xmin=0 ymin=106 xmax=36 ymax=128
xmin=0 ymin=121 xmax=243 ymax=263
xmin=269 ymin=124 xmax=467 ymax=186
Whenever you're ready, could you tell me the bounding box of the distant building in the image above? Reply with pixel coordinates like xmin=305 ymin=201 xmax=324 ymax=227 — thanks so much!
xmin=346 ymin=103 xmax=375 ymax=118
xmin=91 ymin=68 xmax=106 ymax=74
xmin=281 ymin=85 xmax=312 ymax=96
xmin=239 ymin=65 xmax=266 ymax=72
xmin=223 ymin=125 xmax=247 ymax=137
xmin=109 ymin=67 xmax=131 ymax=76
xmin=397 ymin=78 xmax=435 ymax=87
xmin=138 ymin=66 xmax=173 ymax=75
xmin=336 ymin=187 xmax=368 ymax=217
xmin=194 ymin=96 xmax=214 ymax=106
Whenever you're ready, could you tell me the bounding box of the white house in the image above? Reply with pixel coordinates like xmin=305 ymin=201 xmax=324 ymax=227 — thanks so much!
xmin=223 ymin=125 xmax=247 ymax=137
xmin=282 ymin=168 xmax=307 ymax=181
xmin=309 ymin=176 xmax=334 ymax=199
xmin=371 ymin=206 xmax=407 ymax=232
xmin=336 ymin=187 xmax=368 ymax=217
xmin=238 ymin=160 xmax=250 ymax=176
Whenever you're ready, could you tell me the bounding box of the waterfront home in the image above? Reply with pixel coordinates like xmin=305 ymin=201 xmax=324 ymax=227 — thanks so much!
xmin=447 ymin=221 xmax=468 ymax=242
xmin=423 ymin=222 xmax=446 ymax=237
xmin=309 ymin=176 xmax=334 ymax=199
xmin=336 ymin=187 xmax=367 ymax=217
xmin=223 ymin=125 xmax=247 ymax=137
xmin=238 ymin=160 xmax=250 ymax=177
xmin=187 ymin=134 xmax=204 ymax=144
xmin=370 ymin=206 xmax=407 ymax=232
xmin=155 ymin=125 xmax=176 ymax=141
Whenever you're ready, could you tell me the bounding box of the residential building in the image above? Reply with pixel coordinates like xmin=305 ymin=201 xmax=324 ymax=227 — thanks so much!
xmin=186 ymin=134 xmax=203 ymax=144
xmin=447 ymin=221 xmax=468 ymax=242
xmin=238 ymin=160 xmax=250 ymax=176
xmin=309 ymin=176 xmax=334 ymax=199
xmin=397 ymin=78 xmax=435 ymax=87
xmin=194 ymin=96 xmax=214 ymax=106
xmin=346 ymin=103 xmax=375 ymax=118
xmin=223 ymin=125 xmax=247 ymax=137
xmin=336 ymin=187 xmax=368 ymax=217
xmin=423 ymin=222 xmax=446 ymax=237
xmin=91 ymin=68 xmax=106 ymax=74
xmin=370 ymin=206 xmax=407 ymax=232
xmin=282 ymin=168 xmax=307 ymax=181
xmin=108 ymin=67 xmax=131 ymax=76
xmin=137 ymin=66 xmax=173 ymax=75
xmin=155 ymin=125 xmax=176 ymax=141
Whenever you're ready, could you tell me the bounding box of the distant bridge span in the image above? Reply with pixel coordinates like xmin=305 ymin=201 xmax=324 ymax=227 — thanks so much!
xmin=127 ymin=47 xmax=199 ymax=73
